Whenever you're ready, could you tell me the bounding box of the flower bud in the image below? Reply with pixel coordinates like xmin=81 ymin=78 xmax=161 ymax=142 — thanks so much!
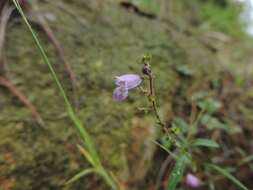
xmin=142 ymin=63 xmax=151 ymax=76
xmin=185 ymin=173 xmax=200 ymax=188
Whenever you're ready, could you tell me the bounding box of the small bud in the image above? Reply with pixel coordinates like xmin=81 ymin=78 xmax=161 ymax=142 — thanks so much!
xmin=185 ymin=173 xmax=200 ymax=188
xmin=142 ymin=63 xmax=152 ymax=76
xmin=142 ymin=53 xmax=152 ymax=63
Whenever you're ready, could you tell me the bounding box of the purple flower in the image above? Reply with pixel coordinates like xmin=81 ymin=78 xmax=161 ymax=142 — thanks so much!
xmin=113 ymin=74 xmax=142 ymax=101
xmin=185 ymin=173 xmax=200 ymax=188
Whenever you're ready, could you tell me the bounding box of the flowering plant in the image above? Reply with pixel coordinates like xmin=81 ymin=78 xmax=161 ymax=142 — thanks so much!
xmin=113 ymin=74 xmax=142 ymax=101
xmin=111 ymin=54 xmax=249 ymax=190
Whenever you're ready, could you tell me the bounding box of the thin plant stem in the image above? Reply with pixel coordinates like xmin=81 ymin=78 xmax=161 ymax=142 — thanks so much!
xmin=12 ymin=0 xmax=97 ymax=163
xmin=148 ymin=74 xmax=167 ymax=132
xmin=11 ymin=0 xmax=116 ymax=189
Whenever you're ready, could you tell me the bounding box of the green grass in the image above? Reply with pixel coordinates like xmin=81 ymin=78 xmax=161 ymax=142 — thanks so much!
xmin=166 ymin=154 xmax=188 ymax=190
xmin=206 ymin=164 xmax=249 ymax=190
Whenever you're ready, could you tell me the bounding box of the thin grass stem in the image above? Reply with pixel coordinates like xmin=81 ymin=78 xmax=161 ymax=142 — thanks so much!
xmin=11 ymin=0 xmax=116 ymax=189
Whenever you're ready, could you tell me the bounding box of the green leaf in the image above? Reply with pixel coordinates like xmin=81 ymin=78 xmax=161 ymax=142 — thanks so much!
xmin=172 ymin=117 xmax=188 ymax=133
xmin=166 ymin=155 xmax=188 ymax=190
xmin=206 ymin=164 xmax=249 ymax=190
xmin=153 ymin=140 xmax=177 ymax=159
xmin=192 ymin=138 xmax=219 ymax=148
xmin=66 ymin=168 xmax=97 ymax=185
xmin=160 ymin=135 xmax=173 ymax=149
xmin=201 ymin=114 xmax=228 ymax=131
xmin=198 ymin=98 xmax=222 ymax=114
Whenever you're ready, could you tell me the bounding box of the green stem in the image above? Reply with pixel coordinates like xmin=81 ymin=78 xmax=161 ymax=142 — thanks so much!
xmin=13 ymin=0 xmax=97 ymax=162
xmin=148 ymin=74 xmax=166 ymax=131
xmin=11 ymin=1 xmax=116 ymax=189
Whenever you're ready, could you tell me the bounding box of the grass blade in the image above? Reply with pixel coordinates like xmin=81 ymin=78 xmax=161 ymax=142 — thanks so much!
xmin=166 ymin=154 xmax=188 ymax=190
xmin=11 ymin=1 xmax=116 ymax=189
xmin=206 ymin=164 xmax=248 ymax=190
xmin=12 ymin=0 xmax=98 ymax=160
xmin=192 ymin=138 xmax=219 ymax=148
xmin=153 ymin=140 xmax=177 ymax=159
xmin=77 ymin=144 xmax=96 ymax=166
xmin=66 ymin=168 xmax=97 ymax=185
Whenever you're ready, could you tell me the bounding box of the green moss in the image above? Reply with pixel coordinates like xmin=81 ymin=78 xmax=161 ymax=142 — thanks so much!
xmin=1 ymin=0 xmax=251 ymax=189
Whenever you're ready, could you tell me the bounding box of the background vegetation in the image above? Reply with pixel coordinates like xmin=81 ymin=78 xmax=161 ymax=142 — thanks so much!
xmin=0 ymin=0 xmax=252 ymax=190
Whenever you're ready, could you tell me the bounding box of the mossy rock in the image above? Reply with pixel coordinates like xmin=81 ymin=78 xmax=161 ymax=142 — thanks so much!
xmin=0 ymin=0 xmax=238 ymax=190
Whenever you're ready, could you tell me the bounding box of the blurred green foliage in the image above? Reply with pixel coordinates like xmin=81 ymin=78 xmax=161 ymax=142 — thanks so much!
xmin=199 ymin=0 xmax=245 ymax=37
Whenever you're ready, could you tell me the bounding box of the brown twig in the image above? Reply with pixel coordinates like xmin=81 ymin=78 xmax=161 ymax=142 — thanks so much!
xmin=0 ymin=76 xmax=44 ymax=127
xmin=0 ymin=3 xmax=14 ymax=63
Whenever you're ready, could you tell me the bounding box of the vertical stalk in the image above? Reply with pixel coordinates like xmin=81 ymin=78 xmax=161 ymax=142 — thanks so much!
xmin=148 ymin=73 xmax=167 ymax=132
xmin=11 ymin=0 xmax=116 ymax=189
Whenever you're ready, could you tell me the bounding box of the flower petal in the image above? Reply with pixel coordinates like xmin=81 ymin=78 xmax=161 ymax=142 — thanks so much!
xmin=185 ymin=174 xmax=200 ymax=188
xmin=115 ymin=74 xmax=142 ymax=89
xmin=112 ymin=86 xmax=128 ymax=101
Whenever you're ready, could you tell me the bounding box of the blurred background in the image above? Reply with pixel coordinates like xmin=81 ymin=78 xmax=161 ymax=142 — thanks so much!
xmin=0 ymin=0 xmax=253 ymax=190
